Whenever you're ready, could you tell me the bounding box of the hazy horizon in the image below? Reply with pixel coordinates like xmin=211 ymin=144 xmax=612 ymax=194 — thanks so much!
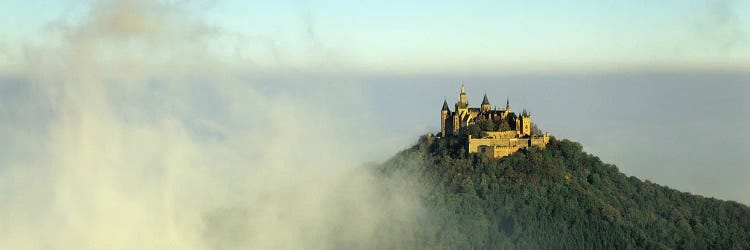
xmin=0 ymin=0 xmax=748 ymax=249
xmin=2 ymin=0 xmax=749 ymax=75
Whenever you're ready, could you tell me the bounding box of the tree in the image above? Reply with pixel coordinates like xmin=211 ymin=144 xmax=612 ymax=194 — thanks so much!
xmin=460 ymin=124 xmax=482 ymax=138
xmin=498 ymin=121 xmax=511 ymax=131
xmin=530 ymin=122 xmax=543 ymax=136
xmin=476 ymin=119 xmax=495 ymax=131
xmin=374 ymin=137 xmax=750 ymax=249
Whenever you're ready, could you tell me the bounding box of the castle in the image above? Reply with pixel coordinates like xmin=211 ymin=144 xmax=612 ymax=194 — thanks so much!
xmin=439 ymin=85 xmax=549 ymax=158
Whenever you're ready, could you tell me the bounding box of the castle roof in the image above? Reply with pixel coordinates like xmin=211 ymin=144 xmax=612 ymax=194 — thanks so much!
xmin=442 ymin=99 xmax=450 ymax=111
xmin=482 ymin=93 xmax=490 ymax=105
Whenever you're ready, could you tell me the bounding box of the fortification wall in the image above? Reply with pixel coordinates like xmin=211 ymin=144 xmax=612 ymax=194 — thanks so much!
xmin=469 ymin=134 xmax=550 ymax=159
xmin=482 ymin=131 xmax=518 ymax=139
xmin=476 ymin=144 xmax=528 ymax=158
xmin=468 ymin=137 xmax=520 ymax=153
xmin=530 ymin=135 xmax=550 ymax=148
xmin=492 ymin=146 xmax=520 ymax=158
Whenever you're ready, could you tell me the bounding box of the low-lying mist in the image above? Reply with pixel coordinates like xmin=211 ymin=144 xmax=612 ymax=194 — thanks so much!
xmin=0 ymin=1 xmax=425 ymax=249
xmin=0 ymin=83 xmax=425 ymax=250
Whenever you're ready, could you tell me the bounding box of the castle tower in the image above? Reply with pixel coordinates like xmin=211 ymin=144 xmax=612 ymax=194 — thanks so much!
xmin=520 ymin=109 xmax=531 ymax=136
xmin=459 ymin=84 xmax=467 ymax=107
xmin=502 ymin=98 xmax=511 ymax=119
xmin=441 ymin=99 xmax=450 ymax=137
xmin=481 ymin=93 xmax=491 ymax=113
xmin=453 ymin=112 xmax=460 ymax=134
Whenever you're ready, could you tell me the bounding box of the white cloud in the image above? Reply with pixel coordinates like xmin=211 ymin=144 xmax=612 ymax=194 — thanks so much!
xmin=0 ymin=1 xmax=424 ymax=249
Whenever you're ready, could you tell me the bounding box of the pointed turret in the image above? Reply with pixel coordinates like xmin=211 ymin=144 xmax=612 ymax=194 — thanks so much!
xmin=481 ymin=93 xmax=491 ymax=112
xmin=500 ymin=97 xmax=511 ymax=119
xmin=440 ymin=98 xmax=450 ymax=137
xmin=459 ymin=84 xmax=467 ymax=107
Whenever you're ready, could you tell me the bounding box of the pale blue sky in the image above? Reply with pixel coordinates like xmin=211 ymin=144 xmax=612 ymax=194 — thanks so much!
xmin=0 ymin=1 xmax=748 ymax=203
xmin=1 ymin=0 xmax=748 ymax=74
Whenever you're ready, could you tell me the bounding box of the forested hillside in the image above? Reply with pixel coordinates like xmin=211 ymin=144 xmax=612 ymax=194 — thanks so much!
xmin=375 ymin=136 xmax=750 ymax=249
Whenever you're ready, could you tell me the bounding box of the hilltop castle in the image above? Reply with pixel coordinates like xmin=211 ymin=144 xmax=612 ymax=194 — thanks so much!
xmin=439 ymin=85 xmax=549 ymax=158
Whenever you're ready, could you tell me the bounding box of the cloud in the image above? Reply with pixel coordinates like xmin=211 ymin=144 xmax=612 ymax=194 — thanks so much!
xmin=693 ymin=0 xmax=749 ymax=53
xmin=293 ymin=3 xmax=350 ymax=73
xmin=0 ymin=1 xmax=424 ymax=249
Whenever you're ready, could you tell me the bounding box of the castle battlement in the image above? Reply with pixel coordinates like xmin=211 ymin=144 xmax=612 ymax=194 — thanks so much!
xmin=440 ymin=85 xmax=549 ymax=159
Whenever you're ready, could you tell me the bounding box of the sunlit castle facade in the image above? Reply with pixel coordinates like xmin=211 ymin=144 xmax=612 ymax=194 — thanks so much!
xmin=439 ymin=85 xmax=549 ymax=159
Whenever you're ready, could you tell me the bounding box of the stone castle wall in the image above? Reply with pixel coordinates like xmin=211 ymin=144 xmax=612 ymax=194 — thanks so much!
xmin=440 ymin=85 xmax=550 ymax=159
xmin=482 ymin=131 xmax=518 ymax=139
xmin=530 ymin=136 xmax=549 ymax=147
xmin=468 ymin=136 xmax=517 ymax=153
xmin=485 ymin=145 xmax=521 ymax=159
xmin=469 ymin=134 xmax=550 ymax=159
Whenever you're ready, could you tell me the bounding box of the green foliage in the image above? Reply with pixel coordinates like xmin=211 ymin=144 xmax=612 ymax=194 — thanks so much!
xmin=476 ymin=119 xmax=495 ymax=132
xmin=375 ymin=137 xmax=750 ymax=249
xmin=497 ymin=121 xmax=511 ymax=131
xmin=460 ymin=124 xmax=482 ymax=138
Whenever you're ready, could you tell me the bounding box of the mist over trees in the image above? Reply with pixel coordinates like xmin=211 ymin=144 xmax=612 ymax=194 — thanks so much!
xmin=374 ymin=136 xmax=750 ymax=249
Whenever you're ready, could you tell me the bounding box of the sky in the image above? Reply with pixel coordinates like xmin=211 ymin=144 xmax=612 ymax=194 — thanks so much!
xmin=0 ymin=0 xmax=747 ymax=196
xmin=0 ymin=1 xmax=748 ymax=248
xmin=359 ymin=76 xmax=750 ymax=204
xmin=1 ymin=0 xmax=749 ymax=75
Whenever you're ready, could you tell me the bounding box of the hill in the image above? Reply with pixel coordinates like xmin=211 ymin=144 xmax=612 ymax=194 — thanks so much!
xmin=375 ymin=136 xmax=750 ymax=249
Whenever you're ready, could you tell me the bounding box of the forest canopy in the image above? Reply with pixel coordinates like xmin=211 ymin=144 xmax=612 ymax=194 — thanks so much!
xmin=373 ymin=136 xmax=750 ymax=249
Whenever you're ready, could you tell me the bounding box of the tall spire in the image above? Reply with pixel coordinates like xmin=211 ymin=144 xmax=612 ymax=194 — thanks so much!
xmin=482 ymin=93 xmax=490 ymax=105
xmin=506 ymin=97 xmax=510 ymax=110
xmin=442 ymin=98 xmax=450 ymax=111
xmin=458 ymin=83 xmax=467 ymax=106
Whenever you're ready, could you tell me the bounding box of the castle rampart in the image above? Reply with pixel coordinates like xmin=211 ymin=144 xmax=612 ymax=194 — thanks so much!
xmin=440 ymin=85 xmax=550 ymax=159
